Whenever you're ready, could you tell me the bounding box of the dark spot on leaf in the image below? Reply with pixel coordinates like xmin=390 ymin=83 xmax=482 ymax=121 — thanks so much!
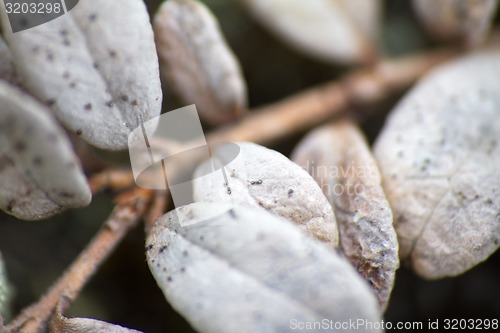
xmin=63 ymin=39 xmax=71 ymax=46
xmin=180 ymin=267 xmax=185 ymax=273
xmin=93 ymin=62 xmax=99 ymax=69
xmin=59 ymin=192 xmax=75 ymax=199
xmin=228 ymin=209 xmax=236 ymax=218
xmin=33 ymin=156 xmax=43 ymax=167
xmin=199 ymin=235 xmax=204 ymax=241
xmin=32 ymin=46 xmax=40 ymax=53
xmin=6 ymin=200 xmax=15 ymax=212
xmin=167 ymin=276 xmax=172 ymax=282
xmin=89 ymin=13 xmax=97 ymax=21
xmin=250 ymin=179 xmax=263 ymax=185
xmin=227 ymin=187 xmax=231 ymax=195
xmin=288 ymin=189 xmax=294 ymax=197
xmin=84 ymin=103 xmax=92 ymax=111
xmin=62 ymin=71 xmax=70 ymax=79
xmin=146 ymin=244 xmax=153 ymax=252
xmin=105 ymin=101 xmax=114 ymax=108
xmin=14 ymin=141 xmax=26 ymax=152
xmin=0 ymin=156 xmax=14 ymax=172
xmin=46 ymin=99 xmax=56 ymax=107
xmin=46 ymin=53 xmax=54 ymax=62
xmin=19 ymin=17 xmax=28 ymax=28
xmin=485 ymin=198 xmax=493 ymax=204
xmin=69 ymin=82 xmax=77 ymax=89
xmin=183 ymin=250 xmax=188 ymax=257
xmin=131 ymin=100 xmax=139 ymax=106
xmin=159 ymin=246 xmax=167 ymax=253
xmin=109 ymin=50 xmax=117 ymax=58
xmin=60 ymin=29 xmax=68 ymax=36
xmin=121 ymin=95 xmax=129 ymax=102
xmin=76 ymin=129 xmax=83 ymax=136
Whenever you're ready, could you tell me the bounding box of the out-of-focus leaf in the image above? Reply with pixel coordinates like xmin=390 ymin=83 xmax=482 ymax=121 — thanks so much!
xmin=154 ymin=0 xmax=247 ymax=125
xmin=193 ymin=142 xmax=339 ymax=250
xmin=0 ymin=80 xmax=91 ymax=220
xmin=146 ymin=202 xmax=381 ymax=333
xmin=0 ymin=252 xmax=12 ymax=320
xmin=0 ymin=0 xmax=162 ymax=150
xmin=0 ymin=37 xmax=18 ymax=85
xmin=374 ymin=49 xmax=500 ymax=279
xmin=413 ymin=0 xmax=499 ymax=46
xmin=240 ymin=0 xmax=380 ymax=64
xmin=51 ymin=314 xmax=143 ymax=333
xmin=292 ymin=120 xmax=399 ymax=310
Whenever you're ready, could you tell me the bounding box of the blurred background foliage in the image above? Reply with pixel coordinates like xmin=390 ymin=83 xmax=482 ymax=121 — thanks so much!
xmin=0 ymin=0 xmax=498 ymax=332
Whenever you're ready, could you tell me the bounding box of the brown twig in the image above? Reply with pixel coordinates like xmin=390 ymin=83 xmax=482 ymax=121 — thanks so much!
xmin=89 ymin=168 xmax=135 ymax=194
xmin=207 ymin=47 xmax=459 ymax=145
xmin=4 ymin=188 xmax=153 ymax=333
xmin=145 ymin=191 xmax=170 ymax=233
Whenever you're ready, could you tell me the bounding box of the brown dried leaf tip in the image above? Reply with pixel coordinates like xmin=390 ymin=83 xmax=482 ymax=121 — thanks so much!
xmin=51 ymin=313 xmax=143 ymax=333
xmin=374 ymin=49 xmax=500 ymax=279
xmin=293 ymin=120 xmax=399 ymax=310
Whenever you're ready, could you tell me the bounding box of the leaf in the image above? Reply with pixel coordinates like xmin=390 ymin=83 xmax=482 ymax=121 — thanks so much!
xmin=154 ymin=0 xmax=247 ymax=125
xmin=146 ymin=202 xmax=381 ymax=333
xmin=51 ymin=314 xmax=143 ymax=333
xmin=292 ymin=120 xmax=399 ymax=310
xmin=0 ymin=0 xmax=162 ymax=150
xmin=412 ymin=0 xmax=499 ymax=46
xmin=0 ymin=80 xmax=91 ymax=220
xmin=374 ymin=49 xmax=500 ymax=279
xmin=0 ymin=252 xmax=12 ymax=320
xmin=193 ymin=142 xmax=339 ymax=250
xmin=0 ymin=37 xmax=19 ymax=85
xmin=240 ymin=0 xmax=380 ymax=64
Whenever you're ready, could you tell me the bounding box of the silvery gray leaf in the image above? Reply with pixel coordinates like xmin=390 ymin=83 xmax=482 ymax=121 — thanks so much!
xmin=146 ymin=202 xmax=381 ymax=333
xmin=413 ymin=0 xmax=499 ymax=46
xmin=0 ymin=80 xmax=91 ymax=220
xmin=240 ymin=0 xmax=380 ymax=64
xmin=374 ymin=49 xmax=500 ymax=279
xmin=51 ymin=315 xmax=143 ymax=333
xmin=0 ymin=0 xmax=162 ymax=150
xmin=292 ymin=121 xmax=399 ymax=310
xmin=154 ymin=0 xmax=247 ymax=124
xmin=193 ymin=142 xmax=339 ymax=250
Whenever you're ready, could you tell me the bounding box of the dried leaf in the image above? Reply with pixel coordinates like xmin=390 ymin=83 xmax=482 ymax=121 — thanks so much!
xmin=374 ymin=49 xmax=500 ymax=278
xmin=292 ymin=120 xmax=399 ymax=310
xmin=240 ymin=0 xmax=380 ymax=64
xmin=193 ymin=142 xmax=339 ymax=250
xmin=0 ymin=252 xmax=12 ymax=320
xmin=0 ymin=80 xmax=91 ymax=220
xmin=154 ymin=0 xmax=247 ymax=124
xmin=413 ymin=0 xmax=499 ymax=46
xmin=0 ymin=0 xmax=162 ymax=150
xmin=51 ymin=314 xmax=143 ymax=333
xmin=146 ymin=202 xmax=381 ymax=333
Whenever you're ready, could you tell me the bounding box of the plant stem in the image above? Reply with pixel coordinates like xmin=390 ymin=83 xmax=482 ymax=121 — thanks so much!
xmin=4 ymin=188 xmax=153 ymax=333
xmin=207 ymin=48 xmax=458 ymax=145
